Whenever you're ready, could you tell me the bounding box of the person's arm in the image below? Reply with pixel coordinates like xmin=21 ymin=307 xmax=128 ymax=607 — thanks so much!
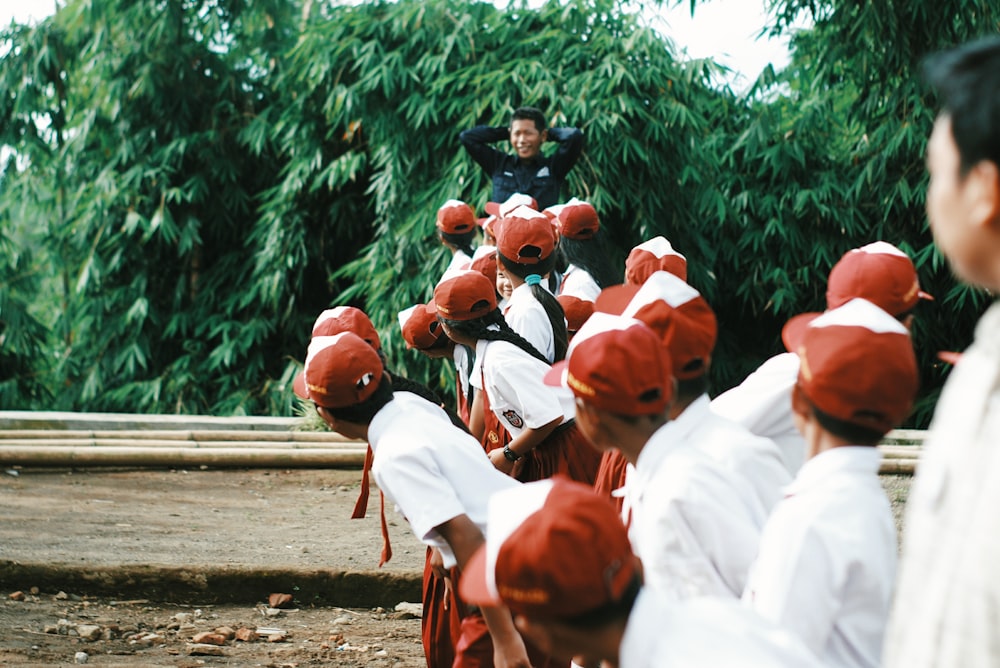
xmin=469 ymin=388 xmax=486 ymax=441
xmin=436 ymin=514 xmax=532 ymax=668
xmin=547 ymin=126 xmax=584 ymax=179
xmin=488 ymin=416 xmax=561 ymax=475
xmin=459 ymin=125 xmax=509 ymax=175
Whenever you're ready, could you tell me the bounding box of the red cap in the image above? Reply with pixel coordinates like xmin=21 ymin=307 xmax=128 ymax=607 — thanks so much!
xmin=596 ymin=272 xmax=716 ymax=380
xmin=625 ymin=236 xmax=687 ymax=284
xmin=311 ymin=306 xmax=381 ymax=351
xmin=826 ymin=242 xmax=933 ymax=317
xmin=485 ymin=193 xmax=538 ymax=218
xmin=554 ymin=198 xmax=600 ymax=240
xmin=459 ymin=477 xmax=639 ymax=620
xmin=544 ymin=312 xmax=673 ymax=416
xmin=494 ymin=207 xmax=557 ymax=266
xmin=556 ymin=294 xmax=595 ymax=333
xmin=436 ymin=199 xmax=476 ymax=235
xmin=432 ymin=270 xmax=498 ymax=321
xmin=468 ymin=246 xmax=499 ymax=287
xmin=295 ymin=333 xmax=384 ymax=409
xmin=398 ymin=303 xmax=449 ymax=351
xmin=783 ymin=298 xmax=918 ymax=434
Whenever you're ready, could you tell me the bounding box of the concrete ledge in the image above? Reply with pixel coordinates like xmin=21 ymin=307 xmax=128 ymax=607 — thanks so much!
xmin=0 ymin=561 xmax=422 ymax=607
xmin=0 ymin=411 xmax=299 ymax=432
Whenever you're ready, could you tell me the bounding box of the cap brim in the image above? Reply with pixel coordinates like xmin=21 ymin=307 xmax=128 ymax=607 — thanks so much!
xmin=936 ymin=350 xmax=962 ymax=365
xmin=458 ymin=544 xmax=499 ymax=608
xmin=543 ymin=360 xmax=569 ymax=388
xmin=485 ymin=202 xmax=501 ymax=216
xmin=781 ymin=312 xmax=822 ymax=352
xmin=918 ymin=290 xmax=934 ymax=302
xmin=594 ymin=284 xmax=641 ymax=316
xmin=292 ymin=370 xmax=308 ymax=400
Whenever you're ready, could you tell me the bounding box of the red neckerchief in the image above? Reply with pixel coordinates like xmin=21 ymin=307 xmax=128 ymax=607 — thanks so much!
xmin=351 ymin=444 xmax=392 ymax=567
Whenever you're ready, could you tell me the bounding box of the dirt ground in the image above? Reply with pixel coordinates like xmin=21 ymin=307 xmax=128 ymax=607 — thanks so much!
xmin=0 ymin=465 xmax=914 ymax=666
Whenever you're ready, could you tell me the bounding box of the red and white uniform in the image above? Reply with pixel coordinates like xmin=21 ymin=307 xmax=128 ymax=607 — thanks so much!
xmin=558 ymin=263 xmax=601 ymax=301
xmin=711 ymin=352 xmax=806 ymax=475
xmin=625 ymin=421 xmax=767 ymax=600
xmin=503 ymin=282 xmax=557 ymax=363
xmin=744 ymin=447 xmax=896 ymax=668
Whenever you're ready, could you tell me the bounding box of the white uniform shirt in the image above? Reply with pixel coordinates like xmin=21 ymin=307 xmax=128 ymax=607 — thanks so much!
xmin=711 ymin=352 xmax=806 ymax=474
xmin=452 ymin=344 xmax=473 ymax=407
xmin=625 ymin=421 xmax=766 ymax=600
xmin=475 ymin=339 xmax=573 ymax=437
xmin=369 ymin=392 xmax=519 ymax=569
xmin=743 ymin=447 xmax=896 ymax=668
xmin=620 ymin=590 xmax=822 ymax=668
xmin=503 ymin=282 xmax=556 ymax=363
xmin=558 ymin=263 xmax=601 ymax=301
xmin=883 ymin=301 xmax=1000 ymax=668
xmin=680 ymin=395 xmax=792 ymax=517
xmin=445 ymin=248 xmax=473 ymax=274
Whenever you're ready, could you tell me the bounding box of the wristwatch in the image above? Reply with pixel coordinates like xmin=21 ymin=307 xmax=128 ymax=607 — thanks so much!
xmin=502 ymin=444 xmax=522 ymax=462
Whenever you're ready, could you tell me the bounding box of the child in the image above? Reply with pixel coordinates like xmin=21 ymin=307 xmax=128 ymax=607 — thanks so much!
xmin=436 ymin=199 xmax=478 ymax=275
xmin=297 ymin=332 xmax=548 ymax=667
xmin=544 ymin=312 xmax=768 ymax=600
xmin=548 ymin=198 xmax=620 ymax=300
xmin=743 ymin=298 xmax=919 ymax=667
xmin=459 ymin=477 xmax=820 ymax=667
xmin=433 ymin=270 xmax=600 ymax=484
xmin=624 ymin=236 xmax=688 ymax=284
xmin=494 ymin=205 xmax=569 ymax=363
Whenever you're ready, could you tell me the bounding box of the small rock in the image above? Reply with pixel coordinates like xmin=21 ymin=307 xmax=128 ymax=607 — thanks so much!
xmin=9 ymin=591 xmax=25 ymax=601
xmin=332 ymin=615 xmax=352 ymax=625
xmin=393 ymin=602 xmax=423 ymax=619
xmin=214 ymin=626 xmax=235 ymax=640
xmin=191 ymin=631 xmax=226 ymax=646
xmin=235 ymin=627 xmax=258 ymax=642
xmin=172 ymin=612 xmax=193 ymax=623
xmin=178 ymin=623 xmax=197 ymax=633
xmin=263 ymin=607 xmax=283 ymax=618
xmin=267 ymin=632 xmax=288 ymax=643
xmin=187 ymin=642 xmax=226 ymax=656
xmin=29 ymin=586 xmax=39 ymax=595
xmin=76 ymin=625 xmax=102 ymax=641
xmin=43 ymin=624 xmax=58 ymax=634
xmin=54 ymin=592 xmax=69 ymax=601
xmin=268 ymin=593 xmax=294 ymax=609
xmin=74 ymin=651 xmax=88 ymax=664
xmin=130 ymin=633 xmax=164 ymax=646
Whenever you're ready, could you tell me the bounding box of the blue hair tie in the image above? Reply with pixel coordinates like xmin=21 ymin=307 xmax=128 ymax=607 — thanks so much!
xmin=525 ymin=274 xmax=543 ymax=286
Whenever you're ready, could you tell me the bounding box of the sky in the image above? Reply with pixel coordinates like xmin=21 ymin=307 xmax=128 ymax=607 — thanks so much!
xmin=3 ymin=0 xmax=802 ymax=91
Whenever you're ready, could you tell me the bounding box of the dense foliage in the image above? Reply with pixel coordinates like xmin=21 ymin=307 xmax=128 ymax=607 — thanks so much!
xmin=1 ymin=0 xmax=997 ymax=425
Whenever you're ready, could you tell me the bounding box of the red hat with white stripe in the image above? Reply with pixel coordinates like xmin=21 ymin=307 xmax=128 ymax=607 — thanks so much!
xmin=460 ymin=477 xmax=640 ymax=620
xmin=436 ymin=199 xmax=476 ymax=235
xmin=625 ymin=236 xmax=688 ymax=284
xmin=782 ymin=298 xmax=918 ymax=434
xmin=432 ymin=270 xmax=498 ymax=321
xmin=494 ymin=206 xmax=558 ymax=265
xmin=295 ymin=333 xmax=384 ymax=409
xmin=826 ymin=241 xmax=933 ymax=317
xmin=310 ymin=306 xmax=381 ymax=350
xmin=485 ymin=193 xmax=539 ymax=218
xmin=551 ymin=198 xmax=600 ymax=240
xmin=596 ymin=271 xmax=716 ymax=380
xmin=398 ymin=303 xmax=450 ymax=351
xmin=544 ymin=312 xmax=674 ymax=416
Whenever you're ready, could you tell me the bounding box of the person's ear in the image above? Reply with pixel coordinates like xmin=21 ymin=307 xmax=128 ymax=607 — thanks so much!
xmin=790 ymin=383 xmax=811 ymax=421
xmin=966 ymin=160 xmax=1000 ymax=230
xmin=315 ymin=405 xmax=338 ymax=431
xmin=540 ymin=128 xmax=549 ymax=143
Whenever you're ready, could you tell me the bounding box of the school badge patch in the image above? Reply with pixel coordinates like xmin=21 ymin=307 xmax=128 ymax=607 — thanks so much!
xmin=502 ymin=410 xmax=524 ymax=429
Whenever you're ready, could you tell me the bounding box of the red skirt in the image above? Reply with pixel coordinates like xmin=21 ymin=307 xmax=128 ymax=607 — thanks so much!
xmin=422 ymin=547 xmax=466 ymax=668
xmin=593 ymin=449 xmax=629 ymax=514
xmin=518 ymin=421 xmax=602 ymax=485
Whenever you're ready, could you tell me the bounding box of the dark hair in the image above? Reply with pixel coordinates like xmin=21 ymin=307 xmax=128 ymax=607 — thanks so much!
xmin=922 ymin=36 xmax=1000 ymax=173
xmin=511 ymin=106 xmax=547 ymax=132
xmin=438 ymin=229 xmax=477 ymax=258
xmin=557 ymin=228 xmax=622 ymax=290
xmin=561 ymin=571 xmax=641 ymax=629
xmin=322 ymin=375 xmax=395 ymax=424
xmin=440 ymin=309 xmax=550 ymax=366
xmin=497 ymin=251 xmax=569 ymax=362
xmin=812 ymin=404 xmax=886 ymax=446
xmin=675 ymin=373 xmax=709 ymax=403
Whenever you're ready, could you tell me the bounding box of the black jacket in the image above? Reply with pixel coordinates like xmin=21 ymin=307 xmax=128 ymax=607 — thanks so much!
xmin=459 ymin=125 xmax=584 ymax=209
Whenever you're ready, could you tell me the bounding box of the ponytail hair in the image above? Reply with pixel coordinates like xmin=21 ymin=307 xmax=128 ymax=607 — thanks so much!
xmin=440 ymin=309 xmax=550 ymax=366
xmin=557 ymin=227 xmax=621 ymax=289
xmin=438 ymin=229 xmax=477 ymax=258
xmin=497 ymin=251 xmax=569 ymax=362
